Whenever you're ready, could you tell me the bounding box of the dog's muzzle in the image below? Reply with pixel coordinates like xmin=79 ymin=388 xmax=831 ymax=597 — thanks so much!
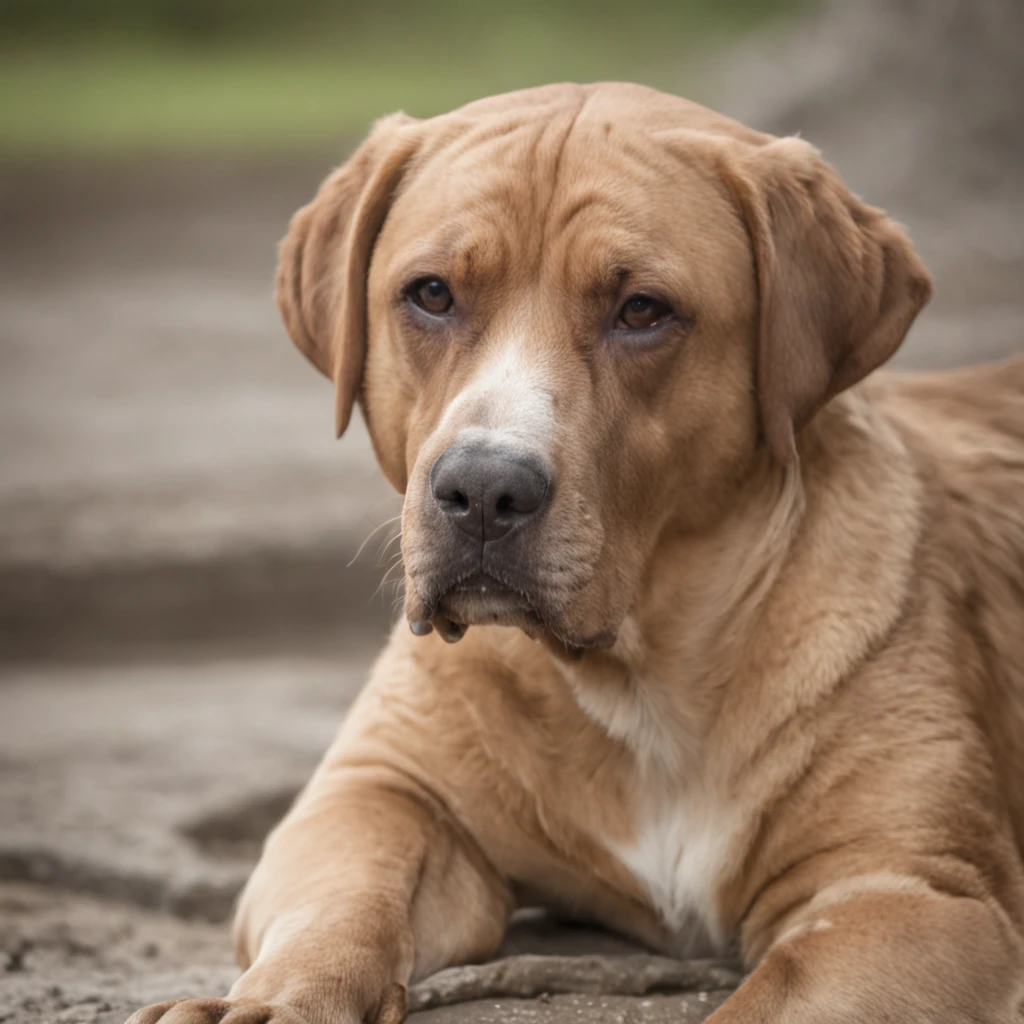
xmin=405 ymin=440 xmax=558 ymax=642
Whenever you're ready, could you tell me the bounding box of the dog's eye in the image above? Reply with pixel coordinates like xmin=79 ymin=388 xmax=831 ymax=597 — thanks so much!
xmin=407 ymin=277 xmax=454 ymax=316
xmin=617 ymin=294 xmax=672 ymax=330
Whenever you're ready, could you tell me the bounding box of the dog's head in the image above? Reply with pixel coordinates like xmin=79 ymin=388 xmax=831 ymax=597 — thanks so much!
xmin=277 ymin=83 xmax=931 ymax=653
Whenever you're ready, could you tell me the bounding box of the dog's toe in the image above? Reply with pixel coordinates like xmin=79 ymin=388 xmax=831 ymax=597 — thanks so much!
xmin=126 ymin=999 xmax=303 ymax=1024
xmin=125 ymin=1001 xmax=184 ymax=1024
xmin=218 ymin=1005 xmax=283 ymax=1024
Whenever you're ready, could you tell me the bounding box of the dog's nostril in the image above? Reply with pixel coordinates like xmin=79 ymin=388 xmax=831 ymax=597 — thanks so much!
xmin=430 ymin=444 xmax=551 ymax=543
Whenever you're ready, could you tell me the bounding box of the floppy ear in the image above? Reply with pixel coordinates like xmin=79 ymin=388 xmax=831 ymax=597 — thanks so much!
xmin=721 ymin=137 xmax=932 ymax=464
xmin=276 ymin=113 xmax=421 ymax=438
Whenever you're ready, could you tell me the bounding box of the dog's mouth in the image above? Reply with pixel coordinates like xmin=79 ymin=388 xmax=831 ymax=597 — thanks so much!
xmin=444 ymin=571 xmax=535 ymax=621
xmin=411 ymin=571 xmax=543 ymax=642
xmin=407 ymin=570 xmax=617 ymax=656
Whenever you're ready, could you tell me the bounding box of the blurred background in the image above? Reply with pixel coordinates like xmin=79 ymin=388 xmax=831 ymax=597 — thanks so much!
xmin=0 ymin=1 xmax=1021 ymax=1021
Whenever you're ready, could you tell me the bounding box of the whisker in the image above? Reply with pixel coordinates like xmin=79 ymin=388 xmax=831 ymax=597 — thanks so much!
xmin=373 ymin=564 xmax=405 ymax=604
xmin=380 ymin=531 xmax=404 ymax=552
xmin=380 ymin=558 xmax=405 ymax=585
xmin=348 ymin=514 xmax=403 ymax=568
xmin=375 ymin=530 xmax=404 ymax=567
xmin=378 ymin=549 xmax=404 ymax=574
xmin=372 ymin=551 xmax=407 ymax=604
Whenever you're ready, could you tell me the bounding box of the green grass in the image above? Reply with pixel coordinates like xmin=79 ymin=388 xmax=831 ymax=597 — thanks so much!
xmin=0 ymin=2 xmax=806 ymax=157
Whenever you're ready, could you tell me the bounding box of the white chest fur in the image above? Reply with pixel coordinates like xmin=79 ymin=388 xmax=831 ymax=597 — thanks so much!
xmin=609 ymin=785 xmax=739 ymax=955
xmin=560 ymin=651 xmax=742 ymax=953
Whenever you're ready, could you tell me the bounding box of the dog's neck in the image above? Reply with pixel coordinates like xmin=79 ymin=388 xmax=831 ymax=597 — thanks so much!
xmin=554 ymin=388 xmax=923 ymax=779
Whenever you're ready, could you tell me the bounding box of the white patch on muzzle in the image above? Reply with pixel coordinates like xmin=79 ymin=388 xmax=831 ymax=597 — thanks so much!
xmin=437 ymin=338 xmax=557 ymax=454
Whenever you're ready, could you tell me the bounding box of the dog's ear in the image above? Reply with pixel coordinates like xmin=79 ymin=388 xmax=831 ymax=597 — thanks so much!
xmin=276 ymin=113 xmax=421 ymax=438
xmin=721 ymin=137 xmax=932 ymax=464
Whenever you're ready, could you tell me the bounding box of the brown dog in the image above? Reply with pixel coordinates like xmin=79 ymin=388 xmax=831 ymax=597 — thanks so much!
xmin=129 ymin=83 xmax=1024 ymax=1024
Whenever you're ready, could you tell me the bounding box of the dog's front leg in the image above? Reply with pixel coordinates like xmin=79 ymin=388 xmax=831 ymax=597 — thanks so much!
xmin=128 ymin=763 xmax=513 ymax=1024
xmin=708 ymin=883 xmax=1024 ymax=1024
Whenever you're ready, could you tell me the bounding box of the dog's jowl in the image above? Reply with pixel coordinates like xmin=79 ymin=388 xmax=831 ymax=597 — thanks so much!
xmin=129 ymin=83 xmax=1024 ymax=1024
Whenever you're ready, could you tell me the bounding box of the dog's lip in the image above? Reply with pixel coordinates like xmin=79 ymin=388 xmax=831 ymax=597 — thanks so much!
xmin=440 ymin=571 xmax=541 ymax=623
xmin=409 ymin=570 xmax=618 ymax=655
xmin=450 ymin=571 xmax=520 ymax=598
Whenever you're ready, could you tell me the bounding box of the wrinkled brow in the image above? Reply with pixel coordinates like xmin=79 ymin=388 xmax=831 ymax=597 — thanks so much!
xmin=549 ymin=190 xmax=626 ymax=237
xmin=579 ymin=262 xmax=632 ymax=303
xmin=569 ymin=243 xmax=673 ymax=300
xmin=391 ymin=226 xmax=513 ymax=292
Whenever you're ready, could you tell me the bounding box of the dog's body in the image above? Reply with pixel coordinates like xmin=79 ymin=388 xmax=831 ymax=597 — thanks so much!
xmin=130 ymin=84 xmax=1024 ymax=1024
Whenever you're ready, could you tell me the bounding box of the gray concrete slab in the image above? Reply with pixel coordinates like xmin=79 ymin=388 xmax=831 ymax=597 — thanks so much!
xmin=0 ymin=162 xmax=394 ymax=572
xmin=0 ymin=656 xmax=369 ymax=919
xmin=0 ymin=161 xmax=401 ymax=665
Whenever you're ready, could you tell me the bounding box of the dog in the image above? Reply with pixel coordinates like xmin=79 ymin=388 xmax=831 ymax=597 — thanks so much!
xmin=129 ymin=83 xmax=1024 ymax=1023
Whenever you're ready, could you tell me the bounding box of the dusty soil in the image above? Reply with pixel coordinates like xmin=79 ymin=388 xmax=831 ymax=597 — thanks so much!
xmin=1 ymin=1 xmax=1021 ymax=1021
xmin=0 ymin=885 xmax=236 ymax=1024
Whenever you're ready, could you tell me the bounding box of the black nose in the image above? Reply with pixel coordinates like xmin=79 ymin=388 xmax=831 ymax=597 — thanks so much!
xmin=430 ymin=444 xmax=551 ymax=543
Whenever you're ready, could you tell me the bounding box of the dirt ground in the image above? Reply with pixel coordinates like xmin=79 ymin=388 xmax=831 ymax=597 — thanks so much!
xmin=1 ymin=1 xmax=1021 ymax=1021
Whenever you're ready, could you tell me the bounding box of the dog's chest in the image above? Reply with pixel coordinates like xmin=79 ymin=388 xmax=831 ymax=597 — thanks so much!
xmin=608 ymin=788 xmax=738 ymax=954
xmin=564 ymin=664 xmax=741 ymax=950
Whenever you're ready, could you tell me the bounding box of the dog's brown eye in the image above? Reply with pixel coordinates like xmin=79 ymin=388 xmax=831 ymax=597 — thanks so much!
xmin=618 ymin=294 xmax=672 ymax=330
xmin=408 ymin=277 xmax=453 ymax=316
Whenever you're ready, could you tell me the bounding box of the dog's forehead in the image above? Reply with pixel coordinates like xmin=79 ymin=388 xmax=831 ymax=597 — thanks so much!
xmin=406 ymin=83 xmax=763 ymax=186
xmin=382 ymin=85 xmax=757 ymax=275
xmin=441 ymin=81 xmax=768 ymax=141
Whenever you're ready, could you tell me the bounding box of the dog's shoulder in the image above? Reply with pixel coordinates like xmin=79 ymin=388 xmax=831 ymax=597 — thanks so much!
xmin=867 ymin=356 xmax=1024 ymax=819
xmin=869 ymin=356 xmax=1024 ymax=655
xmin=868 ymin=355 xmax=1024 ymax=567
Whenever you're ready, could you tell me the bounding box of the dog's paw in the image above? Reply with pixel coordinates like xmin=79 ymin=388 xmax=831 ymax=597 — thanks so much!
xmin=125 ymin=984 xmax=407 ymax=1024
xmin=125 ymin=998 xmax=307 ymax=1024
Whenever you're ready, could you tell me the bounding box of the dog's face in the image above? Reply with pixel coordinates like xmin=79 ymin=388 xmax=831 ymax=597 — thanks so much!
xmin=366 ymin=94 xmax=765 ymax=650
xmin=277 ymin=84 xmax=931 ymax=653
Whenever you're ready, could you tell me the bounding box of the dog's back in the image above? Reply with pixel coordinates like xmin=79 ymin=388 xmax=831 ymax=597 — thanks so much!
xmin=874 ymin=354 xmax=1024 ymax=846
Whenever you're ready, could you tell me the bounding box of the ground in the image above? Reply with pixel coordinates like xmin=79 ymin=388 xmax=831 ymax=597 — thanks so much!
xmin=1 ymin=2 xmax=1021 ymax=1021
